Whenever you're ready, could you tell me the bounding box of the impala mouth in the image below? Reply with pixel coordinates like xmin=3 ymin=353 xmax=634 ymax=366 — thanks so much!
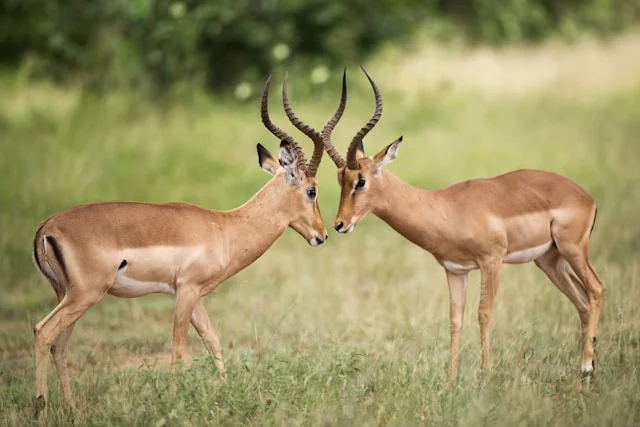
xmin=310 ymin=235 xmax=327 ymax=246
xmin=337 ymin=223 xmax=354 ymax=234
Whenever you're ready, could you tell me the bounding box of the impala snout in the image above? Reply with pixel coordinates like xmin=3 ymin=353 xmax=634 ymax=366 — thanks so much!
xmin=310 ymin=231 xmax=328 ymax=246
xmin=334 ymin=219 xmax=355 ymax=234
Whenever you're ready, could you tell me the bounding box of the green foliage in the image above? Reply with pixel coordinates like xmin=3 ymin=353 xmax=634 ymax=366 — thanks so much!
xmin=1 ymin=0 xmax=639 ymax=93
xmin=0 ymin=0 xmax=427 ymax=93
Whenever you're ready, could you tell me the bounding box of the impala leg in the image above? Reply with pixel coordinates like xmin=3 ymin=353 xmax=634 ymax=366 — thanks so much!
xmin=34 ymin=294 xmax=99 ymax=415
xmin=535 ymin=247 xmax=593 ymax=376
xmin=478 ymin=259 xmax=501 ymax=372
xmin=51 ymin=323 xmax=77 ymax=407
xmin=557 ymin=247 xmax=605 ymax=376
xmin=587 ymin=261 xmax=606 ymax=342
xmin=446 ymin=270 xmax=468 ymax=382
xmin=191 ymin=299 xmax=226 ymax=378
xmin=171 ymin=286 xmax=201 ymax=367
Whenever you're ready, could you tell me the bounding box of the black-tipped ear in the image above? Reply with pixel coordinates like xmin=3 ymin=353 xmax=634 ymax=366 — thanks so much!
xmin=372 ymin=136 xmax=402 ymax=173
xmin=257 ymin=143 xmax=279 ymax=176
xmin=257 ymin=143 xmax=273 ymax=165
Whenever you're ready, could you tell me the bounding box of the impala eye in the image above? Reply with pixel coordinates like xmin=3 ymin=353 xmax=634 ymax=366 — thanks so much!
xmin=306 ymin=187 xmax=317 ymax=199
xmin=355 ymin=178 xmax=366 ymax=190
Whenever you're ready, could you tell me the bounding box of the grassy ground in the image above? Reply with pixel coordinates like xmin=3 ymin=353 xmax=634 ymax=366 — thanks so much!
xmin=1 ymin=35 xmax=640 ymax=425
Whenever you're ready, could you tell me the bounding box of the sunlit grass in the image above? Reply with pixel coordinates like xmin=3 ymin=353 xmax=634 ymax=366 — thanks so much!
xmin=1 ymin=52 xmax=639 ymax=425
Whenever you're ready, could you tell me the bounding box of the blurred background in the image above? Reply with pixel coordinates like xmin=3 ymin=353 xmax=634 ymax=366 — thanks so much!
xmin=1 ymin=0 xmax=640 ymax=95
xmin=1 ymin=1 xmax=640 ymax=425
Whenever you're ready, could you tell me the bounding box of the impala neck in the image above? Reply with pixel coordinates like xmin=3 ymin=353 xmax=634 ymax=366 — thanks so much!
xmin=220 ymin=176 xmax=290 ymax=278
xmin=373 ymin=170 xmax=443 ymax=253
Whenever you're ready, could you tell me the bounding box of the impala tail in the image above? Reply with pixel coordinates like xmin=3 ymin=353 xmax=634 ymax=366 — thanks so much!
xmin=33 ymin=221 xmax=67 ymax=301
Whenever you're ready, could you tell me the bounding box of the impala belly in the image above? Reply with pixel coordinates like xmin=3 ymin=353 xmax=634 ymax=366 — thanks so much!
xmin=503 ymin=240 xmax=552 ymax=264
xmin=108 ymin=245 xmax=209 ymax=298
xmin=442 ymin=241 xmax=553 ymax=273
xmin=110 ymin=272 xmax=174 ymax=297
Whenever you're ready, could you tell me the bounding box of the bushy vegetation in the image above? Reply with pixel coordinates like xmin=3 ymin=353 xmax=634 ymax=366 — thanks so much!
xmin=1 ymin=0 xmax=639 ymax=94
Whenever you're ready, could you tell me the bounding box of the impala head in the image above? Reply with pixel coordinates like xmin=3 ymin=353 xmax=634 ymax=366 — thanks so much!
xmin=257 ymin=72 xmax=346 ymax=246
xmin=322 ymin=66 xmax=402 ymax=234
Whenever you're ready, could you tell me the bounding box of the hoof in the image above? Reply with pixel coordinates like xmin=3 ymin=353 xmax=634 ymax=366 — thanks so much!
xmin=581 ymin=361 xmax=594 ymax=383
xmin=34 ymin=395 xmax=46 ymax=418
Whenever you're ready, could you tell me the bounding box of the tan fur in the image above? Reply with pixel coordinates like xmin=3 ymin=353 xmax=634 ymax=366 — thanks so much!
xmin=334 ymin=158 xmax=605 ymax=381
xmin=32 ymin=160 xmax=327 ymax=412
xmin=324 ymin=68 xmax=605 ymax=381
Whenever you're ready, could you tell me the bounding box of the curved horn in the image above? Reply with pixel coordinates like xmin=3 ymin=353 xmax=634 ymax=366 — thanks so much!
xmin=261 ymin=73 xmax=306 ymax=171
xmin=346 ymin=65 xmax=382 ymax=170
xmin=282 ymin=73 xmax=324 ymax=177
xmin=321 ymin=68 xmax=347 ymax=168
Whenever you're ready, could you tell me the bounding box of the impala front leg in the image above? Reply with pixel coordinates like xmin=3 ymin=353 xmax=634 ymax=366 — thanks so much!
xmin=191 ymin=299 xmax=226 ymax=378
xmin=172 ymin=286 xmax=201 ymax=367
xmin=478 ymin=258 xmax=502 ymax=372
xmin=446 ymin=270 xmax=468 ymax=382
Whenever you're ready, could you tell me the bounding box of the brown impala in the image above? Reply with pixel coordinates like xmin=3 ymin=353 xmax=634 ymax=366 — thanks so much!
xmin=323 ymin=67 xmax=606 ymax=381
xmin=31 ymin=73 xmax=347 ymax=411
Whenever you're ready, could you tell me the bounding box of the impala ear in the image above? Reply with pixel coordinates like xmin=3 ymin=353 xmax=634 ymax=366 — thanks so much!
xmin=278 ymin=141 xmax=302 ymax=185
xmin=372 ymin=136 xmax=402 ymax=173
xmin=257 ymin=143 xmax=279 ymax=176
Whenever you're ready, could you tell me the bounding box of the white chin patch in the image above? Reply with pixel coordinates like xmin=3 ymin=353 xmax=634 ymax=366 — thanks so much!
xmin=344 ymin=224 xmax=354 ymax=233
xmin=310 ymin=237 xmax=321 ymax=246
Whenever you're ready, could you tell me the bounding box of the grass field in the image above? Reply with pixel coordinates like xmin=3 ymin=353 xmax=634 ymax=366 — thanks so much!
xmin=1 ymin=35 xmax=640 ymax=426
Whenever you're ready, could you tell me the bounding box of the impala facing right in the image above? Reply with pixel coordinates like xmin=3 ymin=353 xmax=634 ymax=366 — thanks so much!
xmin=324 ymin=67 xmax=606 ymax=381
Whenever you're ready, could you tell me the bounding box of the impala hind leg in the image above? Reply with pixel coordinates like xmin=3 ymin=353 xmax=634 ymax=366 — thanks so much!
xmin=51 ymin=323 xmax=77 ymax=407
xmin=558 ymin=249 xmax=604 ymax=376
xmin=551 ymin=212 xmax=606 ymax=376
xmin=446 ymin=271 xmax=468 ymax=382
xmin=478 ymin=258 xmax=502 ymax=373
xmin=34 ymin=292 xmax=101 ymax=414
xmin=191 ymin=299 xmax=226 ymax=378
xmin=534 ymin=247 xmax=594 ymax=377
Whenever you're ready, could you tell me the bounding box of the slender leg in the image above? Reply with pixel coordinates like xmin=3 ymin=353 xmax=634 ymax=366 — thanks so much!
xmin=556 ymin=246 xmax=605 ymax=376
xmin=51 ymin=323 xmax=77 ymax=407
xmin=446 ymin=270 xmax=468 ymax=382
xmin=535 ymin=248 xmax=593 ymax=376
xmin=587 ymin=261 xmax=606 ymax=341
xmin=171 ymin=286 xmax=201 ymax=367
xmin=478 ymin=258 xmax=502 ymax=372
xmin=191 ymin=299 xmax=226 ymax=378
xmin=34 ymin=294 xmax=99 ymax=414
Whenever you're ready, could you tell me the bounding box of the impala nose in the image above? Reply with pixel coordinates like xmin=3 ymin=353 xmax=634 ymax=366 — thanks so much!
xmin=334 ymin=221 xmax=344 ymax=232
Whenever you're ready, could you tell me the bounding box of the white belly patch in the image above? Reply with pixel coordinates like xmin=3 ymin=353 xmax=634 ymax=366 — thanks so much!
xmin=442 ymin=241 xmax=553 ymax=273
xmin=110 ymin=271 xmax=175 ymax=298
xmin=443 ymin=260 xmax=479 ymax=274
xmin=503 ymin=241 xmax=552 ymax=264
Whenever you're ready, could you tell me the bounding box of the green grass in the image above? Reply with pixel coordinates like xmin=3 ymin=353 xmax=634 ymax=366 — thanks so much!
xmin=1 ymin=60 xmax=640 ymax=426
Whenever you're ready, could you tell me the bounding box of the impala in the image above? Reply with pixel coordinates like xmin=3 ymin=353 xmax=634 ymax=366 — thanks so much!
xmin=31 ymin=73 xmax=346 ymax=411
xmin=323 ymin=67 xmax=606 ymax=381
